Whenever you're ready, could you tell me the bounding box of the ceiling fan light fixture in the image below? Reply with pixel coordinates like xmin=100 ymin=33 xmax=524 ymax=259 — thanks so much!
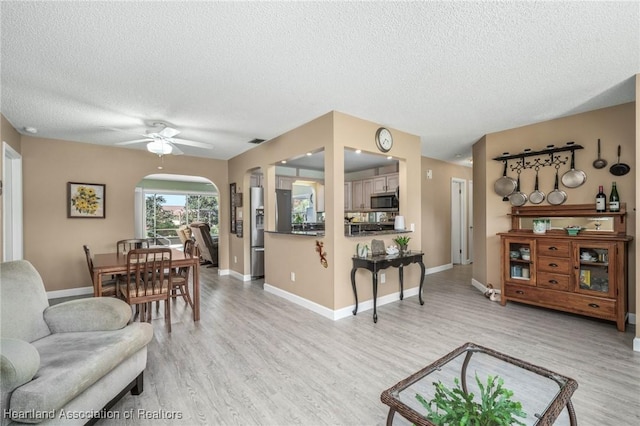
xmin=147 ymin=140 xmax=172 ymax=155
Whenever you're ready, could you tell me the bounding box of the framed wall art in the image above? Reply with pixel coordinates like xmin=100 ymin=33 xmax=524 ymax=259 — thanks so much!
xmin=230 ymin=182 xmax=237 ymax=233
xmin=67 ymin=182 xmax=106 ymax=218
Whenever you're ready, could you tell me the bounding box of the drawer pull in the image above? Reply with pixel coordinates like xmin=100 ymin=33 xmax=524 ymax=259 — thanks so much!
xmin=549 ymin=280 xmax=558 ymax=284
xmin=588 ymin=303 xmax=600 ymax=309
xmin=548 ymin=246 xmax=558 ymax=251
xmin=549 ymin=263 xmax=558 ymax=268
xmin=516 ymin=290 xmax=525 ymax=295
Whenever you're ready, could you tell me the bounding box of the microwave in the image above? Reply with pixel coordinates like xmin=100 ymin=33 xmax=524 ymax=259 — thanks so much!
xmin=370 ymin=193 xmax=399 ymax=210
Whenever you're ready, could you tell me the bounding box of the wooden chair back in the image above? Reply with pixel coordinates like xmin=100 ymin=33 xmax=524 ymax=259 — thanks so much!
xmin=117 ymin=238 xmax=150 ymax=255
xmin=120 ymin=248 xmax=172 ymax=331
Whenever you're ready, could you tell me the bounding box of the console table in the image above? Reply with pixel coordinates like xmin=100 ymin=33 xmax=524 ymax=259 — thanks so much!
xmin=381 ymin=342 xmax=578 ymax=426
xmin=351 ymin=250 xmax=425 ymax=323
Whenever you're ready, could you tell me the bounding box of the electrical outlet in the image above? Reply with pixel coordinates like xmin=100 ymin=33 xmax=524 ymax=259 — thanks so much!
xmin=291 ymin=272 xmax=296 ymax=282
xmin=410 ymin=223 xmax=415 ymax=231
xmin=234 ymin=256 xmax=237 ymax=263
xmin=380 ymin=273 xmax=386 ymax=283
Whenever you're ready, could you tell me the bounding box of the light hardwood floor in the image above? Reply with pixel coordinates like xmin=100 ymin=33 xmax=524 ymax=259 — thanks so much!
xmin=100 ymin=265 xmax=639 ymax=425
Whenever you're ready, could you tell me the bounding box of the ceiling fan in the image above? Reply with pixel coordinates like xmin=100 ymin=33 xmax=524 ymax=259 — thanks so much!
xmin=108 ymin=121 xmax=214 ymax=156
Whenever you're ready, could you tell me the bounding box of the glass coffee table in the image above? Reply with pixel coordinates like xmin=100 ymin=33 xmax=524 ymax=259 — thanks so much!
xmin=381 ymin=342 xmax=578 ymax=426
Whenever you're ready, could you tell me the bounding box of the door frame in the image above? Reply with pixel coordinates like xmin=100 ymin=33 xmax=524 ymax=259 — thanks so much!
xmin=451 ymin=178 xmax=467 ymax=265
xmin=2 ymin=142 xmax=23 ymax=261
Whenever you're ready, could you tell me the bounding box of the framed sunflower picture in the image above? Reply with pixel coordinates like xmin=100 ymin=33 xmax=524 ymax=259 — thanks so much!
xmin=67 ymin=182 xmax=106 ymax=218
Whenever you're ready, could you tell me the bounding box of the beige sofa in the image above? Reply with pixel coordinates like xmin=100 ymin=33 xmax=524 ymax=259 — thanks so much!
xmin=0 ymin=260 xmax=154 ymax=425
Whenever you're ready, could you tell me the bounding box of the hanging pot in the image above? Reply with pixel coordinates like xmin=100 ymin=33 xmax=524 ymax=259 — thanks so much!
xmin=548 ymin=166 xmax=567 ymax=205
xmin=609 ymin=145 xmax=630 ymax=176
xmin=528 ymin=167 xmax=545 ymax=204
xmin=494 ymin=161 xmax=517 ymax=201
xmin=561 ymin=150 xmax=587 ymax=188
xmin=509 ymin=171 xmax=527 ymax=207
xmin=593 ymin=138 xmax=607 ymax=169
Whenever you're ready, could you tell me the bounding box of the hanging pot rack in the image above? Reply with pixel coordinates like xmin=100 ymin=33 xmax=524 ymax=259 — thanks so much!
xmin=492 ymin=142 xmax=584 ymax=172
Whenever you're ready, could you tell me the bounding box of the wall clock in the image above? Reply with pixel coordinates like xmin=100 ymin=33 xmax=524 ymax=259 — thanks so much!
xmin=375 ymin=127 xmax=393 ymax=152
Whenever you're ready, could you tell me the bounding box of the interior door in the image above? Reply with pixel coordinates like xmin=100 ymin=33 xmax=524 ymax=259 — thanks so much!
xmin=2 ymin=142 xmax=23 ymax=261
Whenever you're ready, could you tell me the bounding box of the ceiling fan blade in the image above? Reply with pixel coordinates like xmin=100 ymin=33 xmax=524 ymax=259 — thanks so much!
xmin=169 ymin=143 xmax=184 ymax=155
xmin=158 ymin=126 xmax=180 ymax=138
xmin=170 ymin=138 xmax=214 ymax=150
xmin=115 ymin=138 xmax=153 ymax=146
xmin=101 ymin=126 xmax=148 ymax=138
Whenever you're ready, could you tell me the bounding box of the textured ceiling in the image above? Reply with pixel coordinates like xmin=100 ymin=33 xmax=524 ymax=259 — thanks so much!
xmin=1 ymin=1 xmax=638 ymax=167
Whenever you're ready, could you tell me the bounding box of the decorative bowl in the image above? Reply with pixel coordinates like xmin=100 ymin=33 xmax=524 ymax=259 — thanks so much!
xmin=509 ymin=250 xmax=520 ymax=259
xmin=386 ymin=246 xmax=399 ymax=255
xmin=565 ymin=226 xmax=583 ymax=236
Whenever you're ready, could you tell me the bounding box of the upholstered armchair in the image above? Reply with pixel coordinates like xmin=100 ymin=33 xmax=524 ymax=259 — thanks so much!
xmin=0 ymin=260 xmax=153 ymax=425
xmin=190 ymin=222 xmax=218 ymax=267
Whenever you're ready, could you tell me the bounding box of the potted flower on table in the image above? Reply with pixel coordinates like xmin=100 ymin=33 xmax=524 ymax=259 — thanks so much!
xmin=393 ymin=236 xmax=411 ymax=254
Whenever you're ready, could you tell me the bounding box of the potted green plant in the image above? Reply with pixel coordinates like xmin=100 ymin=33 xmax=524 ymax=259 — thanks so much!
xmin=416 ymin=374 xmax=527 ymax=426
xmin=393 ymin=235 xmax=411 ymax=252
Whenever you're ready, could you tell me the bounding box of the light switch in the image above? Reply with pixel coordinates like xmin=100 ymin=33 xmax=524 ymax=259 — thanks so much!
xmin=427 ymin=169 xmax=433 ymax=179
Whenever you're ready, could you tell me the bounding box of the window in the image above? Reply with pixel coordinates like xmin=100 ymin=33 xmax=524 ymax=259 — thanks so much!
xmin=144 ymin=192 xmax=219 ymax=245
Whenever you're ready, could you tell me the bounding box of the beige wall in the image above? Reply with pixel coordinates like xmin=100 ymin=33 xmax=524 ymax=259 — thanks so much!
xmin=19 ymin=136 xmax=228 ymax=292
xmin=228 ymin=111 xmax=422 ymax=310
xmin=636 ymin=75 xmax=639 ymax=343
xmin=474 ymin=102 xmax=637 ymax=316
xmin=421 ymin=157 xmax=473 ymax=267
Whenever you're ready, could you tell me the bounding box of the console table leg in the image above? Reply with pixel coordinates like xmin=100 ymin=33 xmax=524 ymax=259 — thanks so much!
xmin=373 ymin=272 xmax=378 ymax=323
xmin=351 ymin=267 xmax=358 ymax=315
xmin=418 ymin=261 xmax=426 ymax=305
xmin=398 ymin=265 xmax=404 ymax=300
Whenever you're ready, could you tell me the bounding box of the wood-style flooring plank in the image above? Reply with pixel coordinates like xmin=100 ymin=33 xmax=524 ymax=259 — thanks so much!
xmin=101 ymin=265 xmax=639 ymax=425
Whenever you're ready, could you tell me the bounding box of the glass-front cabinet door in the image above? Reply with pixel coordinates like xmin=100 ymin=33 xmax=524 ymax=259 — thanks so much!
xmin=573 ymin=241 xmax=616 ymax=298
xmin=503 ymin=237 xmax=535 ymax=286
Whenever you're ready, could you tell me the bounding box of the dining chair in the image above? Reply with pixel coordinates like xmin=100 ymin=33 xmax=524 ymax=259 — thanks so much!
xmin=83 ymin=244 xmax=117 ymax=297
xmin=116 ymin=238 xmax=150 ymax=255
xmin=118 ymin=248 xmax=172 ymax=332
xmin=170 ymin=239 xmax=197 ymax=309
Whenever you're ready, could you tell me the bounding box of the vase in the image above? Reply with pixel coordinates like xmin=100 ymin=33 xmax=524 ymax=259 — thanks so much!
xmin=399 ymin=244 xmax=408 ymax=254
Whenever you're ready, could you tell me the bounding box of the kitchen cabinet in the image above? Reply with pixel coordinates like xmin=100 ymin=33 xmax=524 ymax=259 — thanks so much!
xmin=277 ymin=176 xmax=295 ymax=190
xmin=351 ymin=179 xmax=373 ymax=210
xmin=499 ymin=204 xmax=631 ymax=331
xmin=372 ymin=173 xmax=399 ymax=193
xmin=344 ymin=182 xmax=352 ymax=211
xmin=250 ymin=174 xmax=263 ymax=188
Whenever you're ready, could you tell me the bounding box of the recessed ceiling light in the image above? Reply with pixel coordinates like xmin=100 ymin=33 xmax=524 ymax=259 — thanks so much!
xmin=306 ymin=152 xmax=312 ymax=156
xmin=387 ymin=156 xmax=393 ymax=160
xmin=355 ymin=149 xmax=362 ymax=154
xmin=281 ymin=160 xmax=287 ymax=164
xmin=24 ymin=126 xmax=38 ymax=134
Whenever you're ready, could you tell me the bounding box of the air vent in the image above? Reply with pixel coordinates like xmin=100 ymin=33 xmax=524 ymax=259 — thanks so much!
xmin=248 ymin=138 xmax=265 ymax=144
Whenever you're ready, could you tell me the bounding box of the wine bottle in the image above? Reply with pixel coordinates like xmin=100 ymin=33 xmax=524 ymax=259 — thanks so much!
xmin=609 ymin=182 xmax=620 ymax=212
xmin=595 ymin=185 xmax=606 ymax=212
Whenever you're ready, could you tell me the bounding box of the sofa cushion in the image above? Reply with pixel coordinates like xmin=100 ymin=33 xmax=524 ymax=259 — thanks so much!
xmin=0 ymin=261 xmax=51 ymax=343
xmin=44 ymin=297 xmax=132 ymax=333
xmin=9 ymin=323 xmax=153 ymax=419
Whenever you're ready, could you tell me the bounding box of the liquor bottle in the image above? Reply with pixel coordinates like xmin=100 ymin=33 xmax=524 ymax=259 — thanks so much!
xmin=609 ymin=182 xmax=620 ymax=212
xmin=595 ymin=185 xmax=606 ymax=212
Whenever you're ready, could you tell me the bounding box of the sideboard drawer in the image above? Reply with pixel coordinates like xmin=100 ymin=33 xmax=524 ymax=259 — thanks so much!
xmin=537 ymin=272 xmax=570 ymax=291
xmin=537 ymin=241 xmax=570 ymax=258
xmin=537 ymin=256 xmax=571 ymax=274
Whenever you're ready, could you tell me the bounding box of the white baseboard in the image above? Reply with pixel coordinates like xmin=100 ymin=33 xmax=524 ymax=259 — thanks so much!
xmin=470 ymin=277 xmax=500 ymax=294
xmin=264 ymin=282 xmax=420 ymax=321
xmin=628 ymin=313 xmax=636 ymax=325
xmin=47 ymin=286 xmax=93 ymax=300
xmin=263 ymin=262 xmax=449 ymax=321
xmin=634 ymin=338 xmax=640 ymax=352
xmin=228 ymin=270 xmax=252 ymax=281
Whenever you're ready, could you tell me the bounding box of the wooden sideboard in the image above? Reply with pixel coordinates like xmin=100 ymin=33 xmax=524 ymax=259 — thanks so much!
xmin=498 ymin=204 xmax=632 ymax=331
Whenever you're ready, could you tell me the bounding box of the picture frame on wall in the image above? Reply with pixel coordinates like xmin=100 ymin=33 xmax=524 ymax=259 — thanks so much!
xmin=67 ymin=182 xmax=106 ymax=218
xmin=230 ymin=183 xmax=237 ymax=233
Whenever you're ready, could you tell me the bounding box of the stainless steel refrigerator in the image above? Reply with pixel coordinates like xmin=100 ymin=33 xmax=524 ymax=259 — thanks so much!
xmin=250 ymin=187 xmax=265 ymax=278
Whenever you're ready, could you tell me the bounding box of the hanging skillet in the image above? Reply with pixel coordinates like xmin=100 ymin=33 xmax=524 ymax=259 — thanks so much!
xmin=494 ymin=160 xmax=517 ymax=201
xmin=609 ymin=145 xmax=630 ymax=176
xmin=529 ymin=166 xmax=545 ymax=204
xmin=561 ymin=149 xmax=587 ymax=188
xmin=509 ymin=169 xmax=527 ymax=207
xmin=548 ymin=162 xmax=567 ymax=205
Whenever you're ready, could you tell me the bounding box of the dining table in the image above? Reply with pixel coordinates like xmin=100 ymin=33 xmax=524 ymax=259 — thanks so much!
xmin=92 ymin=248 xmax=201 ymax=321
